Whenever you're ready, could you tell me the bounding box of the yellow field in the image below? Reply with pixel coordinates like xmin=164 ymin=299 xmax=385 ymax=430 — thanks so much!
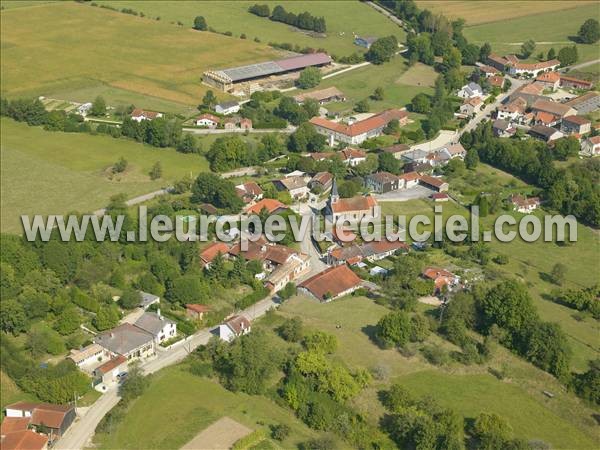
xmin=415 ymin=1 xmax=594 ymax=25
xmin=0 ymin=2 xmax=279 ymax=109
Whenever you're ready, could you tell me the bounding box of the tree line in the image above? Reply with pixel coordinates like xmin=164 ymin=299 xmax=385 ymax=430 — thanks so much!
xmin=249 ymin=4 xmax=327 ymax=33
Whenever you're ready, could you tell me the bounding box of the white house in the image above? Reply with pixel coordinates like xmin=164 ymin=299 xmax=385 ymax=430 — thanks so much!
xmin=131 ymin=109 xmax=163 ymax=122
xmin=77 ymin=102 xmax=92 ymax=116
xmin=68 ymin=343 xmax=109 ymax=370
xmin=218 ymin=315 xmax=251 ymax=342
xmin=511 ymin=195 xmax=541 ymax=214
xmin=581 ymin=136 xmax=600 ymax=157
xmin=215 ymin=101 xmax=240 ymax=115
xmin=195 ymin=113 xmax=220 ymax=128
xmin=133 ymin=310 xmax=177 ymax=345
xmin=457 ymin=82 xmax=483 ymax=99
xmin=273 ymin=176 xmax=310 ymax=199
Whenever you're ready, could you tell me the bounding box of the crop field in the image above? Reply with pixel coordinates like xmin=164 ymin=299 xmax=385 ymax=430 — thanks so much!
xmin=278 ymin=295 xmax=599 ymax=448
xmin=463 ymin=3 xmax=600 ymax=64
xmin=415 ymin=1 xmax=593 ymax=25
xmin=94 ymin=366 xmax=328 ymax=450
xmin=0 ymin=2 xmax=279 ymax=111
xmin=95 ymin=1 xmax=406 ymax=57
xmin=0 ymin=118 xmax=209 ymax=233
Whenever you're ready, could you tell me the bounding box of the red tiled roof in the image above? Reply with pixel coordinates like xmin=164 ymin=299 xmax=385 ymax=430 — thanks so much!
xmin=340 ymin=147 xmax=366 ymax=160
xmin=186 ymin=304 xmax=211 ymax=314
xmin=431 ymin=192 xmax=449 ymax=200
xmin=479 ymin=65 xmax=500 ymax=74
xmin=536 ymin=111 xmax=557 ymax=125
xmin=196 ymin=113 xmax=220 ymax=122
xmin=536 ymin=71 xmax=560 ymax=83
xmin=131 ymin=108 xmax=161 ymax=119
xmin=300 ymin=265 xmax=361 ymax=300
xmin=560 ymin=75 xmax=593 ymax=88
xmin=563 ymin=115 xmax=591 ymax=125
xmin=95 ymin=356 xmax=127 ymax=374
xmin=200 ymin=242 xmax=230 ymax=265
xmin=311 ymin=171 xmax=332 ymax=186
xmin=276 ymin=52 xmax=331 ymax=71
xmin=488 ymin=76 xmax=504 ymax=88
xmin=1 ymin=417 xmax=30 ymax=435
xmin=310 ymin=109 xmax=407 ymax=137
xmin=226 ymin=315 xmax=251 ymax=334
xmin=399 ymin=171 xmax=420 ymax=182
xmin=331 ymin=195 xmax=377 ymax=214
xmin=531 ymin=99 xmax=574 ymax=117
xmin=514 ymin=59 xmax=559 ymax=71
xmin=423 ymin=267 xmax=455 ymax=290
xmin=418 ymin=174 xmax=446 ymax=188
xmin=29 ymin=405 xmax=73 ymax=430
xmin=245 ymin=198 xmax=287 ymax=215
xmin=0 ymin=430 xmax=48 ymax=450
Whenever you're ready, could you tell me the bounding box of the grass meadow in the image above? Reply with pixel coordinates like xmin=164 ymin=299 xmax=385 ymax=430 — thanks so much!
xmin=278 ymin=295 xmax=599 ymax=449
xmin=0 ymin=2 xmax=280 ymax=110
xmin=414 ymin=1 xmax=593 ymax=25
xmin=462 ymin=3 xmax=600 ymax=63
xmin=94 ymin=1 xmax=406 ymax=57
xmin=0 ymin=118 xmax=210 ymax=232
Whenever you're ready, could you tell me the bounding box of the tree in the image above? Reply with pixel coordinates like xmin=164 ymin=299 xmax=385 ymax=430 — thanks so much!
xmin=550 ymin=263 xmax=567 ymax=285
xmin=375 ymin=311 xmax=412 ymax=348
xmin=120 ymin=362 xmax=149 ymax=403
xmin=365 ymin=35 xmax=398 ymax=64
xmin=378 ymin=152 xmax=402 ymax=174
xmin=442 ymin=47 xmax=462 ymax=72
xmin=287 ymin=122 xmax=326 ymax=152
xmin=473 ymin=413 xmax=514 ymax=450
xmin=303 ymin=331 xmax=337 ymax=354
xmin=112 ymin=157 xmax=128 ymax=174
xmin=558 ymin=46 xmax=578 ymax=66
xmin=248 ymin=4 xmax=270 ymax=17
xmin=296 ymin=67 xmax=322 ymax=89
xmin=193 ymin=15 xmax=207 ymax=31
xmin=0 ymin=299 xmax=27 ymax=334
xmin=465 ymin=148 xmax=479 ymax=169
xmin=271 ymin=424 xmax=291 ymax=441
xmin=54 ymin=307 xmax=80 ymax=335
xmin=277 ymin=317 xmax=303 ymax=342
xmin=411 ymin=92 xmax=431 ymax=113
xmin=525 ymin=322 xmax=571 ymax=380
xmin=119 ymin=288 xmax=141 ymax=309
xmin=461 ymin=43 xmax=480 ymax=65
xmin=520 ymin=39 xmax=536 ymax=58
xmin=479 ymin=42 xmax=492 ymax=62
xmin=410 ymin=315 xmax=430 ymax=342
xmin=177 ymin=134 xmax=199 ymax=154
xmin=93 ymin=306 xmax=120 ymax=331
xmin=206 ymin=135 xmax=251 ymax=172
xmin=149 ymin=161 xmax=162 ymax=180
xmin=90 ymin=96 xmax=106 ymax=116
xmin=553 ymin=136 xmax=579 ymax=160
xmin=201 ymin=90 xmax=217 ymax=109
xmin=547 ymin=47 xmax=556 ymax=60
xmin=354 ymin=99 xmax=370 ymax=113
xmin=371 ymin=87 xmax=385 ymax=101
xmin=577 ymin=18 xmax=600 ymax=44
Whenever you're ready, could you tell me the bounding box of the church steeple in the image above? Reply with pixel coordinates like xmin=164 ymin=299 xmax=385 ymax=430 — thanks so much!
xmin=330 ymin=178 xmax=339 ymax=204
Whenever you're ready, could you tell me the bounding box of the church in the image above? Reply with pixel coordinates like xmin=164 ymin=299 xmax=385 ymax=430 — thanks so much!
xmin=326 ymin=179 xmax=379 ymax=223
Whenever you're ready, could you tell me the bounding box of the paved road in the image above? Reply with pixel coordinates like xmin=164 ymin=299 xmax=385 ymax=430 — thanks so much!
xmin=55 ymin=296 xmax=280 ymax=450
xmin=220 ymin=167 xmax=258 ymax=179
xmin=183 ymin=126 xmax=296 ymax=135
xmin=410 ymin=130 xmax=459 ymax=152
xmin=93 ymin=187 xmax=172 ymax=216
xmin=365 ymin=1 xmax=406 ymax=28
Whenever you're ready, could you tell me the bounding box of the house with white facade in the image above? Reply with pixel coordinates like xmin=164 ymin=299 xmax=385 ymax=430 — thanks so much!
xmin=457 ymin=82 xmax=483 ymax=99
xmin=131 ymin=109 xmax=163 ymax=122
xmin=581 ymin=136 xmax=600 ymax=157
xmin=218 ymin=315 xmax=251 ymax=342
xmin=195 ymin=113 xmax=220 ymax=128
xmin=214 ymin=101 xmax=240 ymax=115
xmin=133 ymin=310 xmax=177 ymax=345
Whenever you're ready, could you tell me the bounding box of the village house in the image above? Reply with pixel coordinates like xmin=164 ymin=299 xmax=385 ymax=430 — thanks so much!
xmin=223 ymin=118 xmax=237 ymax=130
xmin=561 ymin=115 xmax=591 ymax=136
xmin=235 ymin=181 xmax=263 ymax=204
xmin=365 ymin=171 xmax=400 ymax=193
xmin=186 ymin=304 xmax=211 ymax=321
xmin=418 ymin=174 xmax=449 ymax=192
xmin=228 ymin=237 xmax=300 ymax=275
xmin=92 ymin=356 xmax=128 ymax=385
xmin=535 ymin=71 xmax=561 ymax=91
xmin=564 ymin=91 xmax=600 ymax=114
xmin=398 ymin=171 xmax=420 ymax=189
xmin=244 ymin=198 xmax=288 ymax=215
xmin=310 ymin=109 xmax=408 ymax=146
xmin=380 ymin=143 xmax=410 ymax=159
xmin=293 ymin=87 xmax=346 ymax=105
xmin=340 ymin=147 xmax=367 ymax=166
xmin=457 ymin=82 xmax=483 ymax=99
xmin=139 ymin=291 xmax=160 ymax=309
xmin=195 ymin=113 xmax=220 ymax=128
xmin=218 ymin=315 xmax=251 ymax=342
xmin=214 ymin=100 xmax=240 ymax=115
xmin=77 ymin=102 xmax=92 ymax=116
xmin=326 ymin=179 xmax=378 ymax=223
xmin=328 ymin=239 xmax=409 ymax=265
xmin=299 ymin=264 xmax=362 ymax=301
xmin=67 ymin=343 xmax=109 ymax=370
xmin=240 ymin=118 xmax=253 ymax=130
xmin=4 ymin=402 xmax=76 ymax=439
xmin=534 ymin=111 xmax=560 ymax=127
xmin=131 ymin=109 xmax=163 ymax=122
xmin=506 ymin=83 xmax=545 ymax=107
xmin=0 ymin=426 xmax=48 ymax=450
xmin=460 ymin=96 xmax=483 ymax=116
xmin=307 ymin=151 xmax=336 ymax=162
xmin=528 ymin=125 xmax=564 ymax=143
xmin=265 ymin=252 xmax=311 ymax=292
xmin=581 ymin=135 xmax=600 ymax=156
xmin=273 ymin=175 xmax=310 ymax=199
xmin=309 ymin=171 xmax=333 ymax=191
xmin=354 ymin=35 xmax=378 ymax=48
xmin=95 ymin=323 xmax=155 ymax=360
xmin=531 ymin=99 xmax=576 ymax=122
xmin=488 ymin=54 xmax=560 ymax=77
xmin=492 ymin=119 xmax=516 ymax=138
xmin=200 ymin=242 xmax=230 ymax=268
xmin=422 ymin=267 xmax=459 ymax=295
xmin=559 ymin=75 xmax=593 ymax=90
xmin=478 ymin=65 xmax=500 ymax=77
xmin=488 ymin=75 xmax=505 ymax=90
xmin=133 ymin=310 xmax=177 ymax=345
xmin=510 ymin=194 xmax=541 ymax=213
xmin=431 ymin=192 xmax=449 ymax=202
xmin=444 ymin=143 xmax=467 ymax=159
xmin=497 ymin=96 xmax=528 ymax=122
xmin=401 ymin=149 xmax=429 ymax=165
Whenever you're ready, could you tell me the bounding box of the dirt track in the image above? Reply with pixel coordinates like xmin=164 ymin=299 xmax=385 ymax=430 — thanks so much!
xmin=180 ymin=416 xmax=253 ymax=450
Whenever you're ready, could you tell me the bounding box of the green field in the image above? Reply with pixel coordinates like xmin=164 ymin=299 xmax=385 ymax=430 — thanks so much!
xmin=278 ymin=295 xmax=599 ymax=448
xmin=0 ymin=118 xmax=210 ymax=232
xmin=463 ymin=3 xmax=600 ymax=64
xmin=415 ymin=1 xmax=593 ymax=26
xmin=0 ymin=2 xmax=279 ymax=110
xmin=95 ymin=1 xmax=406 ymax=57
xmin=94 ymin=366 xmax=329 ymax=450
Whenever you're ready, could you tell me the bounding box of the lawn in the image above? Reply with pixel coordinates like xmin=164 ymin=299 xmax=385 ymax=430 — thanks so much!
xmin=0 ymin=118 xmax=209 ymax=233
xmin=94 ymin=366 xmax=329 ymax=450
xmin=0 ymin=371 xmax=37 ymax=414
xmin=277 ymin=295 xmax=599 ymax=448
xmin=463 ymin=3 xmax=600 ymax=64
xmin=414 ymin=1 xmax=593 ymax=25
xmin=315 ymin=56 xmax=433 ymax=115
xmin=0 ymin=1 xmax=280 ymax=110
xmin=94 ymin=1 xmax=406 ymax=57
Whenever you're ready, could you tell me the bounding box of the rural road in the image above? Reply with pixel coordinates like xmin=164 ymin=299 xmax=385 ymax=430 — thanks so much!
xmin=183 ymin=125 xmax=297 ymax=135
xmin=365 ymin=1 xmax=406 ymax=28
xmin=92 ymin=187 xmax=173 ymax=216
xmin=560 ymin=58 xmax=600 ymax=72
xmin=55 ymin=296 xmax=280 ymax=450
